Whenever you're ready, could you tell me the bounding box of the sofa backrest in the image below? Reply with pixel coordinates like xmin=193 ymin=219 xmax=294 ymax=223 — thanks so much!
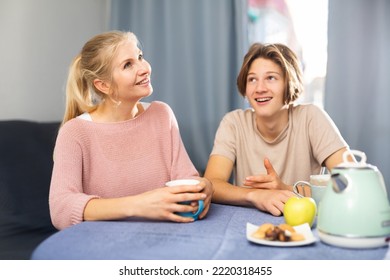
xmin=0 ymin=120 xmax=60 ymax=259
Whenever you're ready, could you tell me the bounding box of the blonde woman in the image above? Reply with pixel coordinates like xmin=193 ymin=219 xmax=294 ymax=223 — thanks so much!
xmin=49 ymin=31 xmax=213 ymax=230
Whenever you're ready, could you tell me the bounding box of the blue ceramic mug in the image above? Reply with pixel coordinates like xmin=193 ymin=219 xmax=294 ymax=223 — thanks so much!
xmin=165 ymin=179 xmax=205 ymax=220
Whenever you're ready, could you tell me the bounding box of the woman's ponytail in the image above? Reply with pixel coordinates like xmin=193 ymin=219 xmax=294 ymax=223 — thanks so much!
xmin=61 ymin=54 xmax=99 ymax=126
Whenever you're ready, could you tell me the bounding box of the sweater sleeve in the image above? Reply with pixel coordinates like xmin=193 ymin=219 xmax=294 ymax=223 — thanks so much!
xmin=49 ymin=124 xmax=98 ymax=230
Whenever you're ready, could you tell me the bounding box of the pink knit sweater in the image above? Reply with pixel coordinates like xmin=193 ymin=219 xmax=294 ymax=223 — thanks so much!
xmin=49 ymin=101 xmax=198 ymax=229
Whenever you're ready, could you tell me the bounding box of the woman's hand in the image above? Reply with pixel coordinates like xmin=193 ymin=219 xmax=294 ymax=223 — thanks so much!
xmin=196 ymin=177 xmax=214 ymax=219
xmin=131 ymin=183 xmax=207 ymax=222
xmin=243 ymin=158 xmax=290 ymax=191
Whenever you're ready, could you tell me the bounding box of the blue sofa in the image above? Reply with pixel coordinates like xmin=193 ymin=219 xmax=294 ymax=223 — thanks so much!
xmin=0 ymin=120 xmax=60 ymax=259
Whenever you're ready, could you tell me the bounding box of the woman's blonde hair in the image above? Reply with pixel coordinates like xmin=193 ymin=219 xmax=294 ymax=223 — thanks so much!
xmin=62 ymin=30 xmax=138 ymax=126
xmin=236 ymin=43 xmax=304 ymax=104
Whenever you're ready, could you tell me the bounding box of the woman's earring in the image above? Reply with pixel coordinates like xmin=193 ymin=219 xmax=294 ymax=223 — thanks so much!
xmin=110 ymin=96 xmax=122 ymax=107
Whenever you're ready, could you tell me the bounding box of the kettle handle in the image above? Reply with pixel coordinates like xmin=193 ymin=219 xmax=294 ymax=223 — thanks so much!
xmin=343 ymin=149 xmax=366 ymax=164
xmin=292 ymin=181 xmax=310 ymax=198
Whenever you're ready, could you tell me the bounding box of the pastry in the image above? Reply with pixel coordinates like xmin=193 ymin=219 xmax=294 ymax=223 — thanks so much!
xmin=251 ymin=222 xmax=305 ymax=242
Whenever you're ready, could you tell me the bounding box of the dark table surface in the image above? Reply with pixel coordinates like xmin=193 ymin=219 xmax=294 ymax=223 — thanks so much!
xmin=31 ymin=203 xmax=389 ymax=260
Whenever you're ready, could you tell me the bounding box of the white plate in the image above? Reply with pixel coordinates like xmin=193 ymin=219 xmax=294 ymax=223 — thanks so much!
xmin=246 ymin=222 xmax=317 ymax=247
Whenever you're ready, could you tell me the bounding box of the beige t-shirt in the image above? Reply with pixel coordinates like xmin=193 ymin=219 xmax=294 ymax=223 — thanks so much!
xmin=210 ymin=104 xmax=348 ymax=186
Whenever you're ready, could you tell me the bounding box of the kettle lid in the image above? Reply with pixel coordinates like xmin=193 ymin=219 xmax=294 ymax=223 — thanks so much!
xmin=335 ymin=150 xmax=376 ymax=170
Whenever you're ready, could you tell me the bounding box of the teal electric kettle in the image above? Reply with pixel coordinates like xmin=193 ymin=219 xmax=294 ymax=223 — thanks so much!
xmin=317 ymin=150 xmax=390 ymax=248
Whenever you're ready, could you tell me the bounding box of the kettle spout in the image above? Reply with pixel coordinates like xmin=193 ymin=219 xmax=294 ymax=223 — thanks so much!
xmin=331 ymin=173 xmax=349 ymax=193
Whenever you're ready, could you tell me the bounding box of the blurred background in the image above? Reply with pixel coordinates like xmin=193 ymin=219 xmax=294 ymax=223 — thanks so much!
xmin=1 ymin=0 xmax=389 ymax=195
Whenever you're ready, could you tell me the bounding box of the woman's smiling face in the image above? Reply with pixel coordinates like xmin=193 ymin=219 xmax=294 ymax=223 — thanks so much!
xmin=245 ymin=57 xmax=286 ymax=118
xmin=110 ymin=39 xmax=153 ymax=103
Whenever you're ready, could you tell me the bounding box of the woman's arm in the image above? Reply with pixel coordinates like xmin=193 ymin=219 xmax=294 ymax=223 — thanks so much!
xmin=83 ymin=184 xmax=207 ymax=223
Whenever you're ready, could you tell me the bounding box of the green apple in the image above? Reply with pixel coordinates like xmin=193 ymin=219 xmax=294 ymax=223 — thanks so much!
xmin=283 ymin=196 xmax=317 ymax=227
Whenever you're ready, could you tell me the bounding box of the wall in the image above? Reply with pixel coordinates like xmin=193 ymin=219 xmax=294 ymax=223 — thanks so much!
xmin=0 ymin=0 xmax=110 ymax=122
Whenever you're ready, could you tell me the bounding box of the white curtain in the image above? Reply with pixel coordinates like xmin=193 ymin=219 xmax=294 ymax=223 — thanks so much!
xmin=110 ymin=0 xmax=248 ymax=174
xmin=325 ymin=0 xmax=390 ymax=197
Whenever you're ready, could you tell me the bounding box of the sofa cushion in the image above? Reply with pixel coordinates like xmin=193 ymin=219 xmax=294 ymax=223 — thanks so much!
xmin=0 ymin=120 xmax=60 ymax=259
